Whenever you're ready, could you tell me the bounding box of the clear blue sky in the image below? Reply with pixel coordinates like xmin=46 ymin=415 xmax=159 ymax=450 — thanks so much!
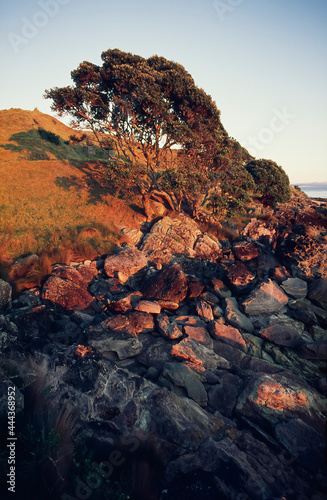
xmin=1 ymin=0 xmax=326 ymax=183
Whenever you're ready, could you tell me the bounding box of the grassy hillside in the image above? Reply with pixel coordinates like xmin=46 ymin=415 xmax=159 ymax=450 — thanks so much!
xmin=0 ymin=109 xmax=146 ymax=263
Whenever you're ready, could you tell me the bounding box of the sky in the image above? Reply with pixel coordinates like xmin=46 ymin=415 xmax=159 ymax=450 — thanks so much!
xmin=0 ymin=0 xmax=326 ymax=184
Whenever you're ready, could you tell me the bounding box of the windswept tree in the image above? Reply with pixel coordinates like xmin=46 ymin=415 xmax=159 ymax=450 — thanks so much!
xmin=245 ymin=159 xmax=291 ymax=206
xmin=44 ymin=49 xmax=229 ymax=174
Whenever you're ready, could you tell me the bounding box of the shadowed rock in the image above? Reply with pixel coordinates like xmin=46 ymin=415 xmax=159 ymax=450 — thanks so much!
xmin=242 ymin=279 xmax=289 ymax=315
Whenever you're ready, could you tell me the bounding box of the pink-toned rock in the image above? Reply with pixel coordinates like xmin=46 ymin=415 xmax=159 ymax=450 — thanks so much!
xmin=209 ymin=321 xmax=247 ymax=351
xmin=134 ymin=300 xmax=161 ymax=314
xmin=171 ymin=338 xmax=230 ymax=369
xmin=211 ymin=278 xmax=232 ymax=299
xmin=281 ymin=278 xmax=308 ymax=299
xmin=156 ymin=314 xmax=183 ymax=340
xmin=144 ymin=263 xmax=188 ymax=304
xmin=42 ymin=265 xmax=97 ymax=311
xmin=242 ymin=219 xmax=276 ymax=242
xmin=92 ymin=311 xmax=154 ymax=337
xmin=104 ymin=247 xmax=148 ymax=283
xmin=183 ymin=325 xmax=213 ymax=348
xmin=107 ymin=291 xmax=143 ymax=313
xmin=196 ymin=300 xmax=214 ymax=321
xmin=188 ymin=279 xmax=205 ymax=299
xmin=242 ymin=279 xmax=289 ymax=316
xmin=128 ymin=311 xmax=155 ymax=334
xmin=193 ymin=234 xmax=222 ymax=261
xmin=226 ymin=261 xmax=256 ymax=294
xmin=233 ymin=241 xmax=260 ymax=261
xmin=259 ymin=323 xmax=303 ymax=348
xmin=271 ymin=266 xmax=291 ymax=283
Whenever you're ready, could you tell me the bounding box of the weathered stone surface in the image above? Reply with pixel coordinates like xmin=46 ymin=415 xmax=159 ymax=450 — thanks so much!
xmin=156 ymin=314 xmax=183 ymax=340
xmin=140 ymin=215 xmax=201 ymax=258
xmin=236 ymin=373 xmax=326 ymax=432
xmin=92 ymin=311 xmax=154 ymax=336
xmin=183 ymin=325 xmax=213 ymax=348
xmin=89 ymin=334 xmax=143 ymax=360
xmin=233 ymin=241 xmax=260 ymax=261
xmin=42 ymin=265 xmax=97 ymax=311
xmin=188 ymin=279 xmax=204 ymax=299
xmin=224 ymin=297 xmax=254 ymax=332
xmin=193 ymin=234 xmax=222 ymax=261
xmin=209 ymin=321 xmax=247 ymax=351
xmin=137 ymin=338 xmax=172 ymax=369
xmin=271 ymin=265 xmax=291 ymax=283
xmin=171 ymin=338 xmax=230 ymax=369
xmin=226 ymin=261 xmax=256 ymax=294
xmin=143 ymin=263 xmax=188 ymax=304
xmin=0 ymin=279 xmax=12 ymax=308
xmin=308 ymin=278 xmax=327 ymax=307
xmin=211 ymin=278 xmax=232 ymax=299
xmin=208 ymin=372 xmax=242 ymax=417
xmin=104 ymin=247 xmax=148 ymax=282
xmin=259 ymin=323 xmax=303 ymax=348
xmin=107 ymin=291 xmax=142 ymax=313
xmin=133 ymin=299 xmax=161 ymax=314
xmin=195 ymin=300 xmax=214 ymax=322
xmin=242 ymin=218 xmax=276 ymax=242
xmin=275 ymin=418 xmax=326 ymax=473
xmin=297 ymin=342 xmax=327 ymax=360
xmin=175 ymin=315 xmax=207 ymax=328
xmin=242 ymin=279 xmax=289 ymax=315
xmin=119 ymin=227 xmax=143 ymax=246
xmin=162 ymin=362 xmax=208 ymax=407
xmin=281 ymin=277 xmax=308 ymax=299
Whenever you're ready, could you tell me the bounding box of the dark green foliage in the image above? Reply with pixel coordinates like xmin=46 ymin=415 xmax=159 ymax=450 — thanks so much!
xmin=45 ymin=48 xmax=229 ymax=172
xmin=245 ymin=159 xmax=291 ymax=205
xmin=0 ymin=129 xmax=109 ymax=162
xmin=38 ymin=128 xmax=60 ymax=145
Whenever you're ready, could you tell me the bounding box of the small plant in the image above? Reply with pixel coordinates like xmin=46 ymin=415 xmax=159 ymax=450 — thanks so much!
xmin=38 ymin=128 xmax=61 ymax=146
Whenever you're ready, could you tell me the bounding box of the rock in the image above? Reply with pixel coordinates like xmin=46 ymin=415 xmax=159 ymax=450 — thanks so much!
xmin=140 ymin=215 xmax=201 ymax=258
xmin=107 ymin=291 xmax=143 ymax=313
xmin=0 ymin=279 xmax=12 ymax=308
xmin=259 ymin=323 xmax=304 ymax=348
xmin=281 ymin=277 xmax=308 ymax=299
xmin=183 ymin=325 xmax=213 ymax=348
xmin=175 ymin=315 xmax=207 ymax=328
xmin=119 ymin=227 xmax=143 ymax=246
xmin=42 ymin=265 xmax=97 ymax=311
xmin=137 ymin=338 xmax=172 ymax=369
xmin=208 ymin=372 xmax=242 ymax=417
xmin=271 ymin=266 xmax=291 ymax=283
xmin=209 ymin=321 xmax=247 ymax=351
xmin=297 ymin=342 xmax=327 ymax=360
xmin=92 ymin=311 xmax=154 ymax=337
xmin=224 ymin=297 xmax=254 ymax=332
xmin=171 ymin=338 xmax=230 ymax=369
xmin=211 ymin=278 xmax=232 ymax=299
xmin=188 ymin=279 xmax=204 ymax=299
xmin=162 ymin=362 xmax=208 ymax=407
xmin=308 ymin=279 xmax=327 ymax=307
xmin=236 ymin=373 xmax=326 ymax=432
xmin=104 ymin=247 xmax=148 ymax=283
xmin=143 ymin=263 xmax=188 ymax=304
xmin=275 ymin=418 xmax=326 ymax=473
xmin=128 ymin=311 xmax=155 ymax=334
xmin=213 ymin=339 xmax=246 ymax=365
xmin=226 ymin=261 xmax=256 ymax=294
xmin=195 ymin=300 xmax=214 ymax=322
xmin=156 ymin=314 xmax=183 ymax=340
xmin=193 ymin=234 xmax=222 ymax=261
xmin=242 ymin=279 xmax=289 ymax=315
xmin=233 ymin=241 xmax=260 ymax=261
xmin=89 ymin=334 xmax=143 ymax=360
xmin=9 ymin=254 xmax=39 ymax=282
xmin=242 ymin=218 xmax=276 ymax=242
xmin=134 ymin=300 xmax=161 ymax=314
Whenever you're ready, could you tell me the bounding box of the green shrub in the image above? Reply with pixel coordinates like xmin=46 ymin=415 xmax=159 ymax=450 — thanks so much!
xmin=245 ymin=159 xmax=290 ymax=205
xmin=38 ymin=128 xmax=61 ymax=145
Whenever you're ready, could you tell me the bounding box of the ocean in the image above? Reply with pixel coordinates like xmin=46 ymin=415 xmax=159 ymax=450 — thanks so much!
xmin=295 ymin=183 xmax=327 ymax=199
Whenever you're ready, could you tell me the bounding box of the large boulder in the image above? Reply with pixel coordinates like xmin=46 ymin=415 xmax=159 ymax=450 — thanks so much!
xmin=140 ymin=215 xmax=201 ymax=259
xmin=259 ymin=323 xmax=304 ymax=348
xmin=171 ymin=338 xmax=230 ymax=369
xmin=281 ymin=277 xmax=308 ymax=299
xmin=209 ymin=321 xmax=247 ymax=351
xmin=143 ymin=263 xmax=188 ymax=304
xmin=242 ymin=279 xmax=289 ymax=315
xmin=42 ymin=264 xmax=97 ymax=311
xmin=104 ymin=247 xmax=148 ymax=283
xmin=233 ymin=241 xmax=260 ymax=261
xmin=226 ymin=261 xmax=256 ymax=294
xmin=162 ymin=362 xmax=208 ymax=407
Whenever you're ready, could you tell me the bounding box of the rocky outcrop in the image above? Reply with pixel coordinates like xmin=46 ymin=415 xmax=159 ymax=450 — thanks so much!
xmin=1 ymin=209 xmax=326 ymax=500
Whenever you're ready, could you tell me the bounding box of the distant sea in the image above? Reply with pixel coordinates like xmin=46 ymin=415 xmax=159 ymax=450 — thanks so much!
xmin=295 ymin=183 xmax=327 ymax=199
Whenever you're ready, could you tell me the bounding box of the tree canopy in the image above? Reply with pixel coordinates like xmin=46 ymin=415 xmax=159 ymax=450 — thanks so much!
xmin=245 ymin=159 xmax=291 ymax=205
xmin=45 ymin=49 xmax=229 ymax=172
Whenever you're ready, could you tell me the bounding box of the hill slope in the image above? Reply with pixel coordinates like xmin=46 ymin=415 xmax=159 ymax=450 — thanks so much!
xmin=0 ymin=108 xmax=146 ymax=261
